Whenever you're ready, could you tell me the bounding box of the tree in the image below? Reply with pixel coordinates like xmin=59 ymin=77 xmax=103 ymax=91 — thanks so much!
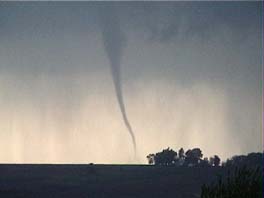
xmin=156 ymin=147 xmax=177 ymax=165
xmin=146 ymin=154 xmax=155 ymax=165
xmin=209 ymin=157 xmax=214 ymax=166
xmin=213 ymin=155 xmax=221 ymax=166
xmin=185 ymin=148 xmax=203 ymax=166
xmin=209 ymin=155 xmax=221 ymax=166
xmin=199 ymin=157 xmax=210 ymax=167
xmin=178 ymin=148 xmax=185 ymax=159
xmin=147 ymin=147 xmax=177 ymax=165
xmin=223 ymin=153 xmax=262 ymax=168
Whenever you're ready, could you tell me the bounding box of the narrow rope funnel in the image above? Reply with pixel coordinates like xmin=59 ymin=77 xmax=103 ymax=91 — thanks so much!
xmin=99 ymin=7 xmax=137 ymax=157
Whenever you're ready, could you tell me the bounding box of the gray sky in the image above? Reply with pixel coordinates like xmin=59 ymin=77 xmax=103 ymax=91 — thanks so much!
xmin=0 ymin=2 xmax=262 ymax=163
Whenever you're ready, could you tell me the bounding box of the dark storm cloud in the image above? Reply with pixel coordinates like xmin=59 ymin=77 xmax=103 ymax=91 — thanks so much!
xmin=0 ymin=2 xmax=260 ymax=80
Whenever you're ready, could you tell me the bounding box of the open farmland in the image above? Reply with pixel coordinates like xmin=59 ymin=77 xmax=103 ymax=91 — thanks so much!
xmin=0 ymin=164 xmax=224 ymax=198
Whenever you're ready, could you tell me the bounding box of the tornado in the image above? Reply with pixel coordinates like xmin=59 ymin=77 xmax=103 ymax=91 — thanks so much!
xmin=99 ymin=8 xmax=137 ymax=156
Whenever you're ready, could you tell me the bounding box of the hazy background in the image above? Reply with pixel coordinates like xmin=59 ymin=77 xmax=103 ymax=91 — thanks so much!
xmin=0 ymin=2 xmax=262 ymax=163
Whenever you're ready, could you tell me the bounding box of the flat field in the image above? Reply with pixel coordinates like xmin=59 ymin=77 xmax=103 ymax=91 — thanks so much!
xmin=0 ymin=164 xmax=224 ymax=198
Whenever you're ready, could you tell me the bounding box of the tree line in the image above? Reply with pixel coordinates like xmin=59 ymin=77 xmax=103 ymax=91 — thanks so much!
xmin=146 ymin=147 xmax=263 ymax=168
xmin=146 ymin=147 xmax=221 ymax=167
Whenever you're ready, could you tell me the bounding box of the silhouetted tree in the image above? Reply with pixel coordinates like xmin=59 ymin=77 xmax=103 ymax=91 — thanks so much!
xmin=209 ymin=157 xmax=214 ymax=166
xmin=224 ymin=152 xmax=262 ymax=168
xmin=203 ymin=157 xmax=209 ymax=164
xmin=178 ymin=148 xmax=185 ymax=159
xmin=152 ymin=147 xmax=177 ymax=165
xmin=214 ymin=155 xmax=221 ymax=166
xmin=209 ymin=155 xmax=221 ymax=166
xmin=185 ymin=148 xmax=203 ymax=166
xmin=199 ymin=157 xmax=210 ymax=167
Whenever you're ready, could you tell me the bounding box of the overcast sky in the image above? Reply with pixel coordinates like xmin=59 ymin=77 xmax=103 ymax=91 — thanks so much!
xmin=0 ymin=2 xmax=262 ymax=163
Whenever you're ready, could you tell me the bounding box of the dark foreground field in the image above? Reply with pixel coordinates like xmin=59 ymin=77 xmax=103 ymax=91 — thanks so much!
xmin=0 ymin=164 xmax=224 ymax=198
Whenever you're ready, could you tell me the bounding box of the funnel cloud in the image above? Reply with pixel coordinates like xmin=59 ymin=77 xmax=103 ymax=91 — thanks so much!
xmin=99 ymin=8 xmax=137 ymax=155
